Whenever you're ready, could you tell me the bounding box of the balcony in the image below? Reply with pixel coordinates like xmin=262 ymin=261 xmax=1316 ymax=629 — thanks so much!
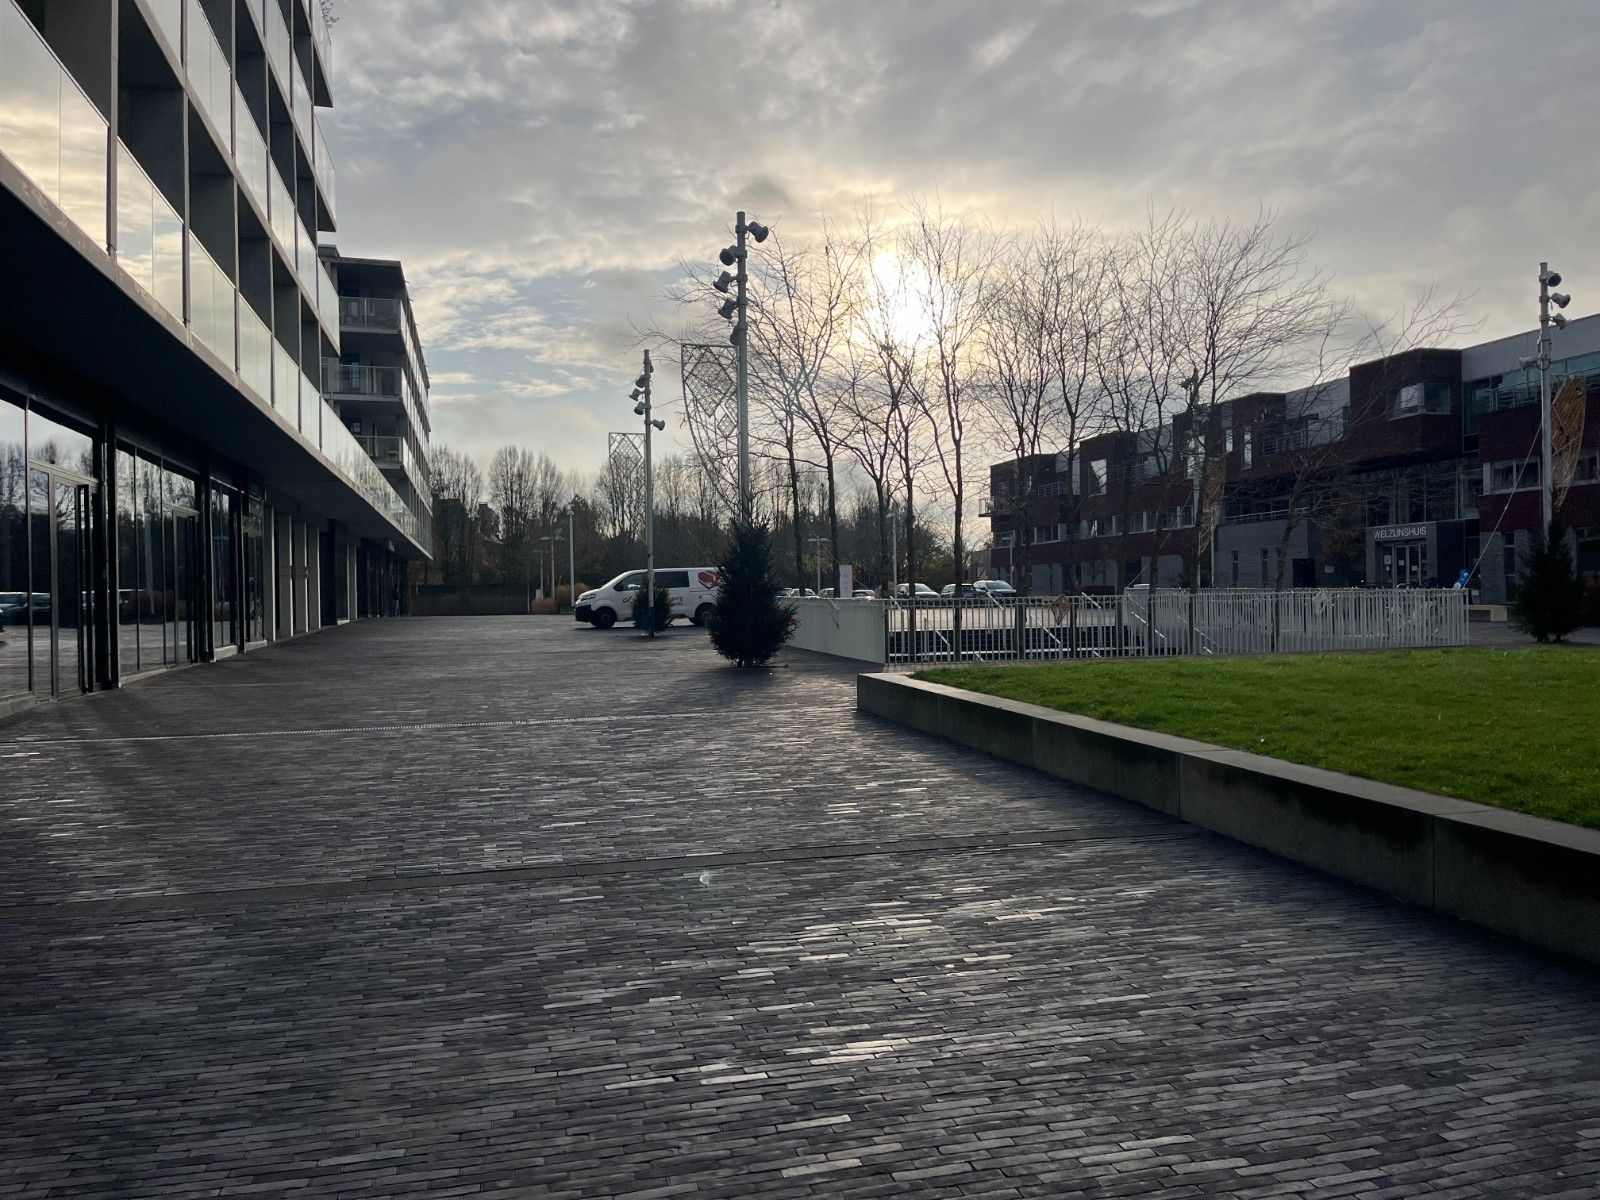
xmin=341 ymin=295 xmax=405 ymax=331
xmin=0 ymin=0 xmax=107 ymax=246
xmin=323 ymin=360 xmax=400 ymax=398
xmin=356 ymin=432 xmax=414 ymax=473
xmin=979 ymin=496 xmax=1012 ymax=517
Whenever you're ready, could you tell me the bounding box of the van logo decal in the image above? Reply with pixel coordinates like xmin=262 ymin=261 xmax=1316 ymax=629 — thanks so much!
xmin=699 ymin=570 xmax=720 ymax=589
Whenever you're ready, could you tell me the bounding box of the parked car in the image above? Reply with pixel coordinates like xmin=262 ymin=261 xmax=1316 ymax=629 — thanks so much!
xmin=575 ymin=567 xmax=720 ymax=630
xmin=940 ymin=583 xmax=979 ymax=598
xmin=894 ymin=583 xmax=938 ymax=598
xmin=0 ymin=591 xmax=27 ymax=625
xmin=974 ymin=579 xmax=1017 ymax=597
xmin=851 ymin=589 xmax=879 ymax=599
xmin=778 ymin=588 xmax=820 ymax=599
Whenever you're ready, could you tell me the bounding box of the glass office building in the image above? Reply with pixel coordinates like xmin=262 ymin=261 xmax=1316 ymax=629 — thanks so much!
xmin=0 ymin=0 xmax=431 ymax=715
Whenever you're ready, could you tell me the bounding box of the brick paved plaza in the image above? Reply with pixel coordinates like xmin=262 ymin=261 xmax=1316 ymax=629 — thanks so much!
xmin=2 ymin=618 xmax=1599 ymax=1198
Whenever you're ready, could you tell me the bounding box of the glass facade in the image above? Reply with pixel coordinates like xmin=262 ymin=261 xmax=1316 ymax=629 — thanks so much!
xmin=212 ymin=487 xmax=236 ymax=650
xmin=0 ymin=396 xmax=26 ymax=699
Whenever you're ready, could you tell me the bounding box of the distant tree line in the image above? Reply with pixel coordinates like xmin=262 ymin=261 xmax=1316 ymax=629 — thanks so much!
xmin=421 ymin=444 xmax=959 ymax=595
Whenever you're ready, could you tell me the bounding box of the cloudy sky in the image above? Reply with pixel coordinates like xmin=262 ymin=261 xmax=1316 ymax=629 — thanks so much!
xmin=322 ymin=0 xmax=1600 ymax=477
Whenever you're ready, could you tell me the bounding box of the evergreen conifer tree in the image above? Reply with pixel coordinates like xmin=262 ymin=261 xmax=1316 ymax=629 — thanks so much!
xmin=1510 ymin=520 xmax=1583 ymax=643
xmin=709 ymin=520 xmax=795 ymax=666
xmin=630 ymin=585 xmax=673 ymax=633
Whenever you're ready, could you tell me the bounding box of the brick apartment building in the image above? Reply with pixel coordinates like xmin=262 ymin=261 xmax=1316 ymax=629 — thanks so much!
xmin=983 ymin=314 xmax=1600 ymax=603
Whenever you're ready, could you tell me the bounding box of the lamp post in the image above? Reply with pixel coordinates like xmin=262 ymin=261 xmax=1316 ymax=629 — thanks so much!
xmin=713 ymin=212 xmax=769 ymax=524
xmin=887 ymin=506 xmax=900 ymax=596
xmin=631 ymin=351 xmax=665 ymax=636
xmin=540 ymin=534 xmax=564 ymax=609
xmin=1520 ymin=263 xmax=1573 ymax=534
xmin=806 ymin=535 xmax=829 ymax=596
xmin=567 ymin=497 xmax=577 ymax=612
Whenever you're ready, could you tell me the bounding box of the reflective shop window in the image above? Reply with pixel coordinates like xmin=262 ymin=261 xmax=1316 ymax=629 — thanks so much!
xmin=211 ymin=488 xmax=236 ymax=650
xmin=116 ymin=447 xmax=140 ymax=678
xmin=26 ymin=406 xmax=94 ymax=477
xmin=0 ymin=397 xmax=27 ymax=699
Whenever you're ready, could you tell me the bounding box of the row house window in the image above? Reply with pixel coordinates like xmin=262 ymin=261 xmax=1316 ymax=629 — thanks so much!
xmin=1086 ymin=459 xmax=1108 ymax=496
xmin=1485 ymin=459 xmax=1541 ymax=494
xmin=1389 ymin=381 xmax=1452 ymax=418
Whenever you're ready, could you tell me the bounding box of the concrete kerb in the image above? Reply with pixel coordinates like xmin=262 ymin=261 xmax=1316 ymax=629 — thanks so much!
xmin=855 ymin=672 xmax=1600 ymax=968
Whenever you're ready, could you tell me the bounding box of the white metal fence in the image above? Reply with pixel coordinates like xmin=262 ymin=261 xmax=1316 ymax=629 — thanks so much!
xmin=788 ymin=597 xmax=889 ymax=663
xmin=786 ymin=588 xmax=1468 ymax=666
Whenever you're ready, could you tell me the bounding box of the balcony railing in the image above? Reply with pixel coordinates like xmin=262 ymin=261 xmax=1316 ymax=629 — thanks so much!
xmin=147 ymin=0 xmax=182 ymax=54
xmin=239 ymin=301 xmax=272 ymax=401
xmin=115 ymin=141 xmax=184 ymax=323
xmin=188 ymin=232 xmax=236 ymax=366
xmin=979 ymin=496 xmax=1012 ymax=517
xmin=235 ymin=97 xmax=270 ymax=217
xmin=0 ymin=0 xmax=108 ymax=246
xmin=340 ymin=296 xmax=404 ymax=330
xmin=313 ymin=119 xmax=335 ymax=211
xmin=186 ymin=0 xmax=232 ymax=144
xmin=323 ymin=360 xmax=399 ymax=398
xmin=356 ymin=433 xmax=413 ymax=471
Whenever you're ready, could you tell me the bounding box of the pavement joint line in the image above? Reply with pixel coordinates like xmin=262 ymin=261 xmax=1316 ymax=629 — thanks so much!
xmin=0 ymin=825 xmax=1199 ymax=922
xmin=0 ymin=705 xmax=855 ymax=747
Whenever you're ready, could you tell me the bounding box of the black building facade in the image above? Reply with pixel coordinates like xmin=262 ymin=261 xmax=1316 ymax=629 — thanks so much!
xmin=0 ymin=0 xmax=431 ymax=717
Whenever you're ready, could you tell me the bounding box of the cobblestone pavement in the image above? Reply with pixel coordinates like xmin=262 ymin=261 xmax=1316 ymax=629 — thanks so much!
xmin=3 ymin=618 xmax=1598 ymax=1198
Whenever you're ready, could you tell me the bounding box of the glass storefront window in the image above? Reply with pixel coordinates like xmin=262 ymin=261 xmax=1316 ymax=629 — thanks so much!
xmin=0 ymin=397 xmax=27 ymax=699
xmin=116 ymin=447 xmax=139 ymax=678
xmin=211 ymin=487 xmax=236 ymax=650
xmin=243 ymin=496 xmax=265 ymax=642
xmin=138 ymin=456 xmax=167 ymax=669
xmin=27 ymin=406 xmax=94 ymax=477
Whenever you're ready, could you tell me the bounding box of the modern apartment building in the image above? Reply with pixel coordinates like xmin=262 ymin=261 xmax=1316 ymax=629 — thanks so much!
xmin=984 ymin=313 xmax=1600 ymax=602
xmin=0 ymin=0 xmax=431 ymax=718
xmin=322 ymin=249 xmax=433 ymax=617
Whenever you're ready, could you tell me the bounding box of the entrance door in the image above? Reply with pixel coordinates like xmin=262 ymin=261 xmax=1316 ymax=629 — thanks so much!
xmin=1382 ymin=542 xmax=1427 ymax=588
xmin=29 ymin=470 xmax=95 ymax=697
xmin=172 ymin=509 xmax=200 ymax=664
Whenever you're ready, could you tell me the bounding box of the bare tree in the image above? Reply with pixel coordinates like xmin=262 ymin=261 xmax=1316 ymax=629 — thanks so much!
xmin=902 ymin=199 xmax=1000 ymax=595
xmin=745 ymin=221 xmax=864 ymax=572
xmin=428 ymin=445 xmax=484 ymax=586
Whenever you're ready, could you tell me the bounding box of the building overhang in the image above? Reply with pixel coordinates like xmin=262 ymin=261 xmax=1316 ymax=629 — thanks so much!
xmin=0 ymin=162 xmax=428 ymax=560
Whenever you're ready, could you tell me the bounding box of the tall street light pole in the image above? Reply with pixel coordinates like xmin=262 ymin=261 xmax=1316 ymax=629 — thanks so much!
xmin=807 ymin=535 xmax=829 ymax=596
xmin=632 ymin=351 xmax=665 ymax=636
xmin=567 ymin=497 xmax=577 ymax=612
xmin=888 ymin=507 xmax=899 ymax=596
xmin=541 ymin=534 xmax=564 ymax=608
xmin=1523 ymin=262 xmax=1573 ymax=534
xmin=715 ymin=213 xmax=768 ymax=524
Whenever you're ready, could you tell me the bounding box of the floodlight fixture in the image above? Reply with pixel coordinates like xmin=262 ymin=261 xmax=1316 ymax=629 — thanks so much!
xmin=745 ymin=220 xmax=770 ymax=243
xmin=1540 ymin=268 xmax=1562 ymax=287
xmin=634 ymin=401 xmax=646 ymax=416
xmin=1520 ymin=355 xmax=1538 ymax=369
xmin=1551 ymin=291 xmax=1571 ymax=309
xmin=1552 ymin=312 xmax=1569 ymax=330
xmin=719 ymin=245 xmax=739 ymax=267
xmin=718 ymin=297 xmax=737 ymax=320
xmin=713 ymin=270 xmax=735 ymax=294
xmin=635 ymin=373 xmax=649 ymax=389
xmin=650 ymin=418 xmax=665 ymax=432
xmin=629 ymin=387 xmax=642 ymax=401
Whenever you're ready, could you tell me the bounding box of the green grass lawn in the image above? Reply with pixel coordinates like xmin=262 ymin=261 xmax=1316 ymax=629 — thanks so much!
xmin=918 ymin=648 xmax=1600 ymax=829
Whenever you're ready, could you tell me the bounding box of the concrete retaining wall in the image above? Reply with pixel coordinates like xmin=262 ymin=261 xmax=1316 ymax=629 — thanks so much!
xmin=858 ymin=673 xmax=1600 ymax=967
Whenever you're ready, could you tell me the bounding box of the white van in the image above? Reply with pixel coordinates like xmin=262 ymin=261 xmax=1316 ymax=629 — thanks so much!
xmin=575 ymin=567 xmax=720 ymax=629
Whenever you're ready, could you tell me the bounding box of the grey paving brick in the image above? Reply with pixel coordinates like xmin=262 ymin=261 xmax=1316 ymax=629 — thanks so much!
xmin=0 ymin=619 xmax=1596 ymax=1198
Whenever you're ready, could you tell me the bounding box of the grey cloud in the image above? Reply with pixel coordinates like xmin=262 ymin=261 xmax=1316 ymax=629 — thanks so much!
xmin=322 ymin=0 xmax=1600 ymax=472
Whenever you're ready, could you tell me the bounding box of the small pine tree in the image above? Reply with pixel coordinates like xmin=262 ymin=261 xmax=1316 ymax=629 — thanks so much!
xmin=1510 ymin=520 xmax=1583 ymax=643
xmin=709 ymin=520 xmax=795 ymax=667
xmin=630 ymin=585 xmax=674 ymax=633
